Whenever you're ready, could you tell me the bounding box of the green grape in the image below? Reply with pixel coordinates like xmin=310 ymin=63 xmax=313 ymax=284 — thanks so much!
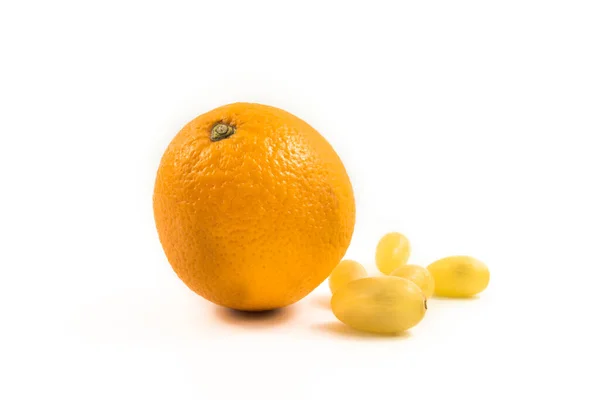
xmin=375 ymin=232 xmax=411 ymax=274
xmin=391 ymin=264 xmax=434 ymax=298
xmin=427 ymin=256 xmax=490 ymax=298
xmin=328 ymin=259 xmax=368 ymax=294
xmin=331 ymin=276 xmax=427 ymax=334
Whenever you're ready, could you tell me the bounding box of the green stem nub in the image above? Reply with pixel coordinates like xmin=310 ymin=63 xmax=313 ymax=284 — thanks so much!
xmin=210 ymin=123 xmax=236 ymax=142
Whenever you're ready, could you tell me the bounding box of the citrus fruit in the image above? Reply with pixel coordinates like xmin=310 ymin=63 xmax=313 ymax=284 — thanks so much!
xmin=427 ymin=256 xmax=490 ymax=298
xmin=331 ymin=276 xmax=427 ymax=334
xmin=390 ymin=264 xmax=435 ymax=298
xmin=375 ymin=232 xmax=411 ymax=274
xmin=153 ymin=102 xmax=355 ymax=311
xmin=328 ymin=259 xmax=367 ymax=294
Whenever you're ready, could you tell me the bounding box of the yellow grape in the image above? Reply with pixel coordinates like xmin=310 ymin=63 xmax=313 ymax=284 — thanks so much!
xmin=427 ymin=256 xmax=490 ymax=298
xmin=375 ymin=232 xmax=411 ymax=274
xmin=331 ymin=276 xmax=427 ymax=334
xmin=328 ymin=259 xmax=368 ymax=294
xmin=390 ymin=264 xmax=434 ymax=298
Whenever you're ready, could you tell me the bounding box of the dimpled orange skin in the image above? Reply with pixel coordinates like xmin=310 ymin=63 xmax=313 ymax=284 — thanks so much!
xmin=153 ymin=103 xmax=355 ymax=311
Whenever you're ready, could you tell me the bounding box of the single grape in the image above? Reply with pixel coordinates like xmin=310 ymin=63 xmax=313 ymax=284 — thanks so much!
xmin=375 ymin=232 xmax=411 ymax=274
xmin=390 ymin=264 xmax=434 ymax=298
xmin=331 ymin=276 xmax=427 ymax=334
xmin=328 ymin=259 xmax=368 ymax=294
xmin=427 ymin=256 xmax=489 ymax=298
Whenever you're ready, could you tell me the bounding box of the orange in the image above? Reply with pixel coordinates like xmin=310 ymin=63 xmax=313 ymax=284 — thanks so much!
xmin=153 ymin=103 xmax=355 ymax=311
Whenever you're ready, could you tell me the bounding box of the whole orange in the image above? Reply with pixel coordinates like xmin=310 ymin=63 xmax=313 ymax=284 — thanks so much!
xmin=153 ymin=103 xmax=355 ymax=311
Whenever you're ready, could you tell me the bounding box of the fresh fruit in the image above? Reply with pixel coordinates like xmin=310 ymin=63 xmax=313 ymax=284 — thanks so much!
xmin=328 ymin=260 xmax=368 ymax=294
xmin=390 ymin=264 xmax=435 ymax=298
xmin=427 ymin=256 xmax=490 ymax=298
xmin=375 ymin=232 xmax=411 ymax=274
xmin=331 ymin=276 xmax=427 ymax=334
xmin=153 ymin=103 xmax=355 ymax=311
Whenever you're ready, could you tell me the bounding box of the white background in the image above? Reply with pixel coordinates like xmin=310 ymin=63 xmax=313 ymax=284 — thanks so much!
xmin=1 ymin=1 xmax=599 ymax=399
